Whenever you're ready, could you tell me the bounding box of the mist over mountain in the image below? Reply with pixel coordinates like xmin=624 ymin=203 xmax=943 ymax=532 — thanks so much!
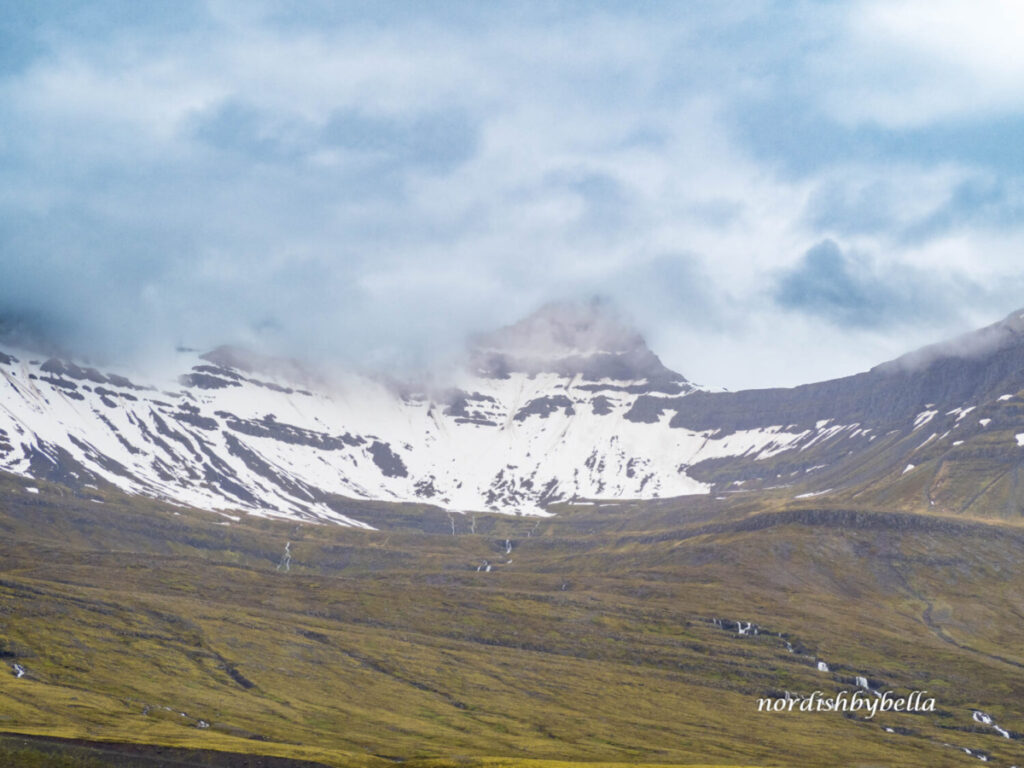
xmin=468 ymin=298 xmax=691 ymax=389
xmin=4 ymin=298 xmax=1024 ymax=526
xmin=7 ymin=5 xmax=1024 ymax=768
xmin=4 ymin=5 xmax=1024 ymax=391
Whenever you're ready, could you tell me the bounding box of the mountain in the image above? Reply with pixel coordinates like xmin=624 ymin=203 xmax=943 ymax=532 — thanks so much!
xmin=4 ymin=303 xmax=1024 ymax=768
xmin=665 ymin=308 xmax=1024 ymax=516
xmin=3 ymin=301 xmax=1024 ymax=526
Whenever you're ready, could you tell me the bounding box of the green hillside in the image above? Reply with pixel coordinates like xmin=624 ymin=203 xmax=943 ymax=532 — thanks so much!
xmin=1 ymin=472 xmax=1022 ymax=767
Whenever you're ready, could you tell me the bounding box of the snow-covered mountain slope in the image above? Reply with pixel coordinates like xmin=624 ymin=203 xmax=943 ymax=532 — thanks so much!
xmin=0 ymin=301 xmax=810 ymax=525
xmin=5 ymin=302 xmax=1024 ymax=526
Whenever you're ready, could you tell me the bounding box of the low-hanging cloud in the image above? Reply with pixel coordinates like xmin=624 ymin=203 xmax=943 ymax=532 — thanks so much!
xmin=2 ymin=2 xmax=1024 ymax=388
xmin=772 ymin=239 xmax=990 ymax=329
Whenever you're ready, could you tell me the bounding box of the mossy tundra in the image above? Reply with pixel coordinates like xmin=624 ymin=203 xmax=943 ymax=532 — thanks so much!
xmin=1 ymin=472 xmax=1022 ymax=767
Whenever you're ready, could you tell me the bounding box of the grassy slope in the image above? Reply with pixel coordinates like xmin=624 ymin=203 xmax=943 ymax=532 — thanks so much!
xmin=1 ymin=473 xmax=1023 ymax=767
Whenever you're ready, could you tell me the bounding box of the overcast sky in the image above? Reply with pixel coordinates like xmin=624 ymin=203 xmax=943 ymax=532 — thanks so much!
xmin=3 ymin=1 xmax=1024 ymax=389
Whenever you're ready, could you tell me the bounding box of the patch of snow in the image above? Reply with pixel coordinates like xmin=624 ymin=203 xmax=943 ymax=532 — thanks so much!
xmin=794 ymin=489 xmax=833 ymax=499
xmin=913 ymin=409 xmax=938 ymax=430
xmin=903 ymin=464 xmax=915 ymax=475
xmin=998 ymin=394 xmax=1014 ymax=401
xmin=979 ymin=418 xmax=992 ymax=427
xmin=973 ymin=710 xmax=1012 ymax=739
xmin=947 ymin=406 xmax=976 ymax=422
xmin=817 ymin=661 xmax=829 ymax=672
xmin=24 ymin=487 xmax=39 ymax=494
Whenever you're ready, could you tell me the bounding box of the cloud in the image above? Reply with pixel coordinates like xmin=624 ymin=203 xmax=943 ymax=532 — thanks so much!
xmin=829 ymin=0 xmax=1024 ymax=128
xmin=773 ymin=239 xmax=979 ymax=329
xmin=731 ymin=100 xmax=1024 ymax=180
xmin=899 ymin=175 xmax=1024 ymax=243
xmin=1 ymin=2 xmax=1024 ymax=389
xmin=187 ymin=99 xmax=480 ymax=182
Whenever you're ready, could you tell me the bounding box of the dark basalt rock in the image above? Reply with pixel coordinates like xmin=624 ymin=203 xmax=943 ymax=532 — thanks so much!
xmin=93 ymin=386 xmax=137 ymax=402
xmin=443 ymin=389 xmax=497 ymax=415
xmin=201 ymin=459 xmax=259 ymax=507
xmin=513 ymin=395 xmax=575 ymax=422
xmin=151 ymin=413 xmax=202 ymax=461
xmin=623 ymin=395 xmax=680 ymax=424
xmin=174 ymin=410 xmax=219 ymax=431
xmin=576 ymin=379 xmax=691 ymax=395
xmin=104 ymin=373 xmax=142 ymax=390
xmin=414 ymin=477 xmax=439 ymax=497
xmin=192 ymin=364 xmax=242 ymax=380
xmin=96 ymin=413 xmax=142 ymax=456
xmin=369 ymin=440 xmax=408 ymax=478
xmin=40 ymin=358 xmax=108 ymax=385
xmin=39 ymin=376 xmax=80 ymax=392
xmin=219 ymin=412 xmax=363 ymax=451
xmin=178 ymin=372 xmax=241 ymax=390
xmin=68 ymin=435 xmax=134 ymax=480
xmin=442 ymin=391 xmax=501 ymax=428
xmin=442 ymin=389 xmax=499 ymax=426
xmin=131 ymin=415 xmax=185 ymax=465
xmin=249 ymin=378 xmax=294 ymax=394
xmin=223 ymin=433 xmax=318 ymax=502
xmin=454 ymin=417 xmax=498 ymax=426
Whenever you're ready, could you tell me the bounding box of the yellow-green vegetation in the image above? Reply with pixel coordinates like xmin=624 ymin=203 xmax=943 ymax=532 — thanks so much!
xmin=1 ymin=472 xmax=1023 ymax=767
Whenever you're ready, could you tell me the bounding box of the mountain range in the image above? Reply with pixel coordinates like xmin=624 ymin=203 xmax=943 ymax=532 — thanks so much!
xmin=4 ymin=300 xmax=1024 ymax=768
xmin=3 ymin=300 xmax=1024 ymax=526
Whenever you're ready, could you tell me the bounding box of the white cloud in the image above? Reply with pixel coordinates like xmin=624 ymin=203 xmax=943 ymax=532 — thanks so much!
xmin=824 ymin=0 xmax=1024 ymax=127
xmin=2 ymin=3 xmax=1024 ymax=389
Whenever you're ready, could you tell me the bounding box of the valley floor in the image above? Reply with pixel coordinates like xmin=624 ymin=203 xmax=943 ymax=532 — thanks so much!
xmin=1 ymin=472 xmax=1022 ymax=767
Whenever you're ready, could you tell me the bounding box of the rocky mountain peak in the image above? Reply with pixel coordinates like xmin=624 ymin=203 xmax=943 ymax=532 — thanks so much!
xmin=469 ymin=298 xmax=690 ymax=389
xmin=474 ymin=298 xmax=646 ymax=358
